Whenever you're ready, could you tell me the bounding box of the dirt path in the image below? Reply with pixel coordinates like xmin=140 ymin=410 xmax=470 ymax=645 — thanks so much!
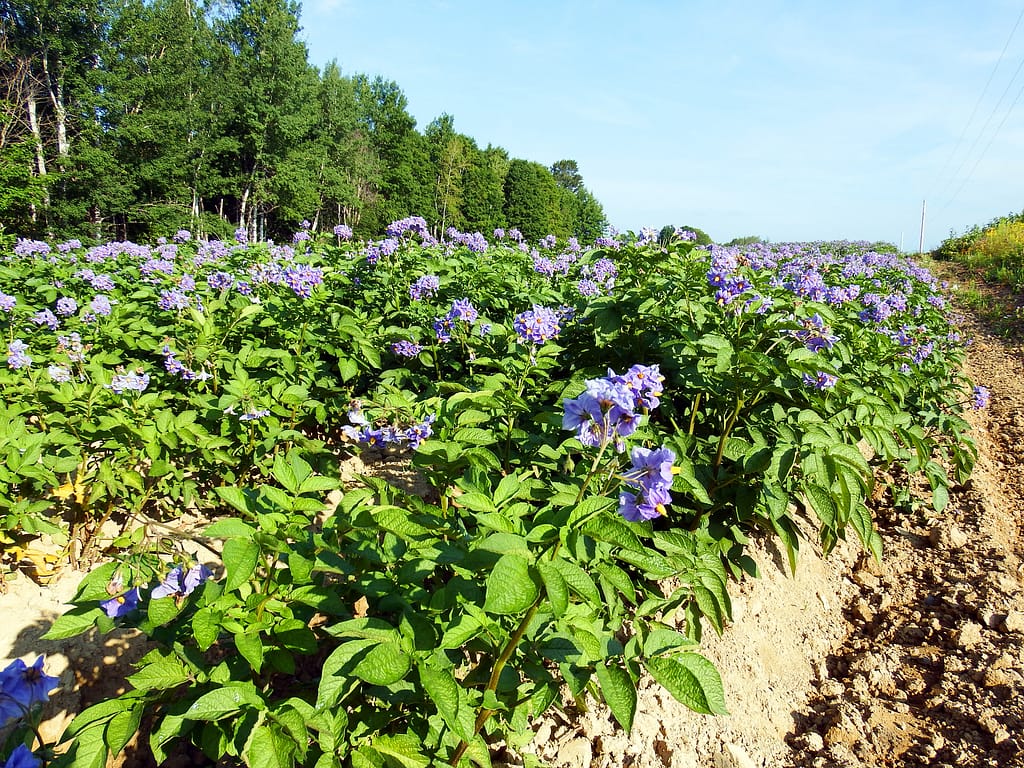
xmin=783 ymin=278 xmax=1024 ymax=767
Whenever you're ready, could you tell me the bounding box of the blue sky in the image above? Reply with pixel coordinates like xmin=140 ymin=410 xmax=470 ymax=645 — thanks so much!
xmin=298 ymin=1 xmax=1024 ymax=249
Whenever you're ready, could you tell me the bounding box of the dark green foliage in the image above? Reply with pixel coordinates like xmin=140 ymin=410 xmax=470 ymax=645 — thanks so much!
xmin=0 ymin=0 xmax=609 ymax=242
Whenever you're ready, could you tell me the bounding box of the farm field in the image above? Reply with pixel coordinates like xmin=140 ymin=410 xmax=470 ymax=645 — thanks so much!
xmin=0 ymin=224 xmax=1018 ymax=768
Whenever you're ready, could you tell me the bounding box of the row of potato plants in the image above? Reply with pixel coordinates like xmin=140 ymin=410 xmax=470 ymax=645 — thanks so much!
xmin=0 ymin=221 xmax=980 ymax=768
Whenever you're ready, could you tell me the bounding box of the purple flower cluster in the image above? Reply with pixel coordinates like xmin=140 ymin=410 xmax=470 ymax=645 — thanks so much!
xmin=207 ymin=271 xmax=235 ymax=291
xmin=791 ymin=314 xmax=839 ymax=352
xmin=151 ymin=564 xmax=212 ymax=601
xmin=333 ymin=224 xmax=353 ymax=240
xmin=31 ymin=309 xmax=59 ymax=330
xmin=173 ymin=229 xmax=192 ymax=243
xmin=283 ymin=264 xmax=324 ymax=298
xmin=447 ymin=230 xmax=488 ymax=253
xmin=513 ymin=305 xmax=562 ymax=345
xmin=0 ymin=656 xmax=58 ymax=726
xmin=562 ymin=365 xmax=665 ymax=451
xmin=410 ymin=274 xmax=440 ymax=300
xmin=0 ymin=292 xmax=15 ymax=312
xmin=6 ymin=340 xmax=31 ymax=370
xmin=57 ymin=333 xmax=86 ymax=362
xmin=13 ymin=239 xmax=50 ymax=257
xmin=48 ymin=365 xmax=72 ymax=383
xmin=619 ymin=446 xmax=677 ymax=522
xmin=434 ymin=298 xmax=479 ymax=343
xmin=391 ymin=340 xmax=423 ymax=358
xmin=343 ymin=405 xmax=436 ymax=450
xmin=55 ymin=296 xmax=78 ymax=316
xmin=802 ymin=371 xmax=838 ymax=390
xmin=108 ymin=370 xmax=150 ymax=394
xmin=158 ymin=288 xmax=191 ymax=311
xmin=386 ymin=216 xmax=430 ymax=239
xmin=90 ymin=295 xmax=113 ymax=317
xmin=972 ymin=385 xmax=990 ymax=410
xmin=161 ymin=345 xmax=211 ymax=382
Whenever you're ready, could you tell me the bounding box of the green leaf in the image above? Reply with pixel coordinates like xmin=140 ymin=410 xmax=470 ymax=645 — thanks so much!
xmin=235 ymin=630 xmax=265 ymax=673
xmin=245 ymin=724 xmax=297 ymax=768
xmin=440 ymin=615 xmax=483 ymax=649
xmin=104 ymin=706 xmax=143 ymax=756
xmin=147 ymin=596 xmax=181 ymax=627
xmin=223 ymin=538 xmax=260 ymax=592
xmin=192 ymin=607 xmax=221 ymax=651
xmin=536 ymin=561 xmax=569 ymax=618
xmin=371 ymin=733 xmax=430 ymax=768
xmin=549 ymin=557 xmax=601 ymax=606
xmin=417 ymin=663 xmax=469 ymax=741
xmin=42 ymin=605 xmax=105 ymax=640
xmin=203 ymin=518 xmax=257 ymax=539
xmin=645 ymin=654 xmax=727 ymax=715
xmin=184 ymin=683 xmax=267 ymax=720
xmin=582 ymin=512 xmax=645 ymax=554
xmin=214 ymin=486 xmax=254 ymax=516
xmin=455 ymin=491 xmax=497 ymax=514
xmin=804 ymin=483 xmax=837 ymax=530
xmin=354 ymin=642 xmax=411 ymax=686
xmin=126 ymin=654 xmax=190 ymax=691
xmin=595 ymin=661 xmax=637 ymax=732
xmin=483 ymin=554 xmax=539 ymax=615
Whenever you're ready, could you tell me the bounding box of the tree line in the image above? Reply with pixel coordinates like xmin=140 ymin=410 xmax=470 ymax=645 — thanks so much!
xmin=0 ymin=0 xmax=608 ymax=244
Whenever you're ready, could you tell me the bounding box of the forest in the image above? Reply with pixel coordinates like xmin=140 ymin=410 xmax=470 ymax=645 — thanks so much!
xmin=0 ymin=0 xmax=608 ymax=244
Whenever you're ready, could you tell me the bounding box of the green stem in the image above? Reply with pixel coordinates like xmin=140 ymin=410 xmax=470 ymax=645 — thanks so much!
xmin=713 ymin=396 xmax=744 ymax=470
xmin=449 ymin=603 xmax=539 ymax=766
xmin=687 ymin=392 xmax=702 ymax=436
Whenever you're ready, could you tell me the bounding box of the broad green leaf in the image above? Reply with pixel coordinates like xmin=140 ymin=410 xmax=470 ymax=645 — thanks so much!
xmin=645 ymin=654 xmax=727 ymax=715
xmin=537 ymin=561 xmax=569 ymax=617
xmin=126 ymin=654 xmax=190 ymax=691
xmin=371 ymin=733 xmax=430 ymax=768
xmin=43 ymin=605 xmax=105 ymax=640
xmin=184 ymin=682 xmax=266 ymax=720
xmin=595 ymin=661 xmax=637 ymax=732
xmin=353 ymin=642 xmax=411 ymax=686
xmin=203 ymin=517 xmax=256 ymax=538
xmin=245 ymin=724 xmax=296 ymax=768
xmin=417 ymin=663 xmax=469 ymax=741
xmin=549 ymin=557 xmax=601 ymax=606
xmin=223 ymin=538 xmax=260 ymax=592
xmin=214 ymin=486 xmax=254 ymax=516
xmin=483 ymin=554 xmax=538 ymax=615
xmin=235 ymin=630 xmax=265 ymax=672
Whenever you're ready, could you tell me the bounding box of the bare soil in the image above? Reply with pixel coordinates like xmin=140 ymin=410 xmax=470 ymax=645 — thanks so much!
xmin=3 ymin=271 xmax=1022 ymax=768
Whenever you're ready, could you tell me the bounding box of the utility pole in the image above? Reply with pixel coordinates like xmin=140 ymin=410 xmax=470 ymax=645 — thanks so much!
xmin=918 ymin=200 xmax=927 ymax=256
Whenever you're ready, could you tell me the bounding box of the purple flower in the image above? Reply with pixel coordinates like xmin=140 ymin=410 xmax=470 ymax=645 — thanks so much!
xmin=151 ymin=565 xmax=212 ymax=601
xmin=207 ymin=271 xmax=235 ymax=291
xmin=6 ymin=340 xmax=31 ymax=370
xmin=513 ymin=305 xmax=561 ymax=345
xmin=238 ymin=409 xmax=271 ymax=422
xmin=90 ymin=295 xmax=113 ymax=316
xmin=972 ymin=385 xmax=990 ymax=410
xmin=409 ymin=274 xmax=440 ymax=301
xmin=158 ymin=289 xmax=191 ymax=311
xmin=48 ymin=365 xmax=71 ymax=383
xmin=1 ymin=743 xmax=41 ymax=768
xmin=30 ymin=309 xmax=59 ymax=330
xmin=625 ymin=446 xmax=676 ymax=489
xmin=0 ymin=657 xmax=59 ymax=726
xmin=391 ymin=340 xmax=423 ymax=358
xmin=448 ymin=298 xmax=478 ymax=323
xmin=333 ymin=224 xmax=353 ymax=240
xmin=173 ymin=229 xmax=192 ymax=243
xmin=101 ymin=587 xmax=140 ymax=618
xmin=55 ymin=297 xmax=78 ymax=316
xmin=108 ymin=370 xmax=150 ymax=394
xmin=234 ymin=227 xmax=249 ymax=244
xmin=0 ymin=293 xmax=15 ymax=312
xmin=802 ymin=371 xmax=837 ymax=390
xmin=577 ymin=278 xmax=600 ymax=297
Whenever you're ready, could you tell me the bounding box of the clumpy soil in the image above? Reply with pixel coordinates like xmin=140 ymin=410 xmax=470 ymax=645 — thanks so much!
xmin=2 ymin=274 xmax=1022 ymax=768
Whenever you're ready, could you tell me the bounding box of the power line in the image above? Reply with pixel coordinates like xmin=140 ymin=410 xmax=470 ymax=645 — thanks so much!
xmin=933 ymin=5 xmax=1024 ymax=195
xmin=941 ymin=70 xmax=1024 ymax=213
